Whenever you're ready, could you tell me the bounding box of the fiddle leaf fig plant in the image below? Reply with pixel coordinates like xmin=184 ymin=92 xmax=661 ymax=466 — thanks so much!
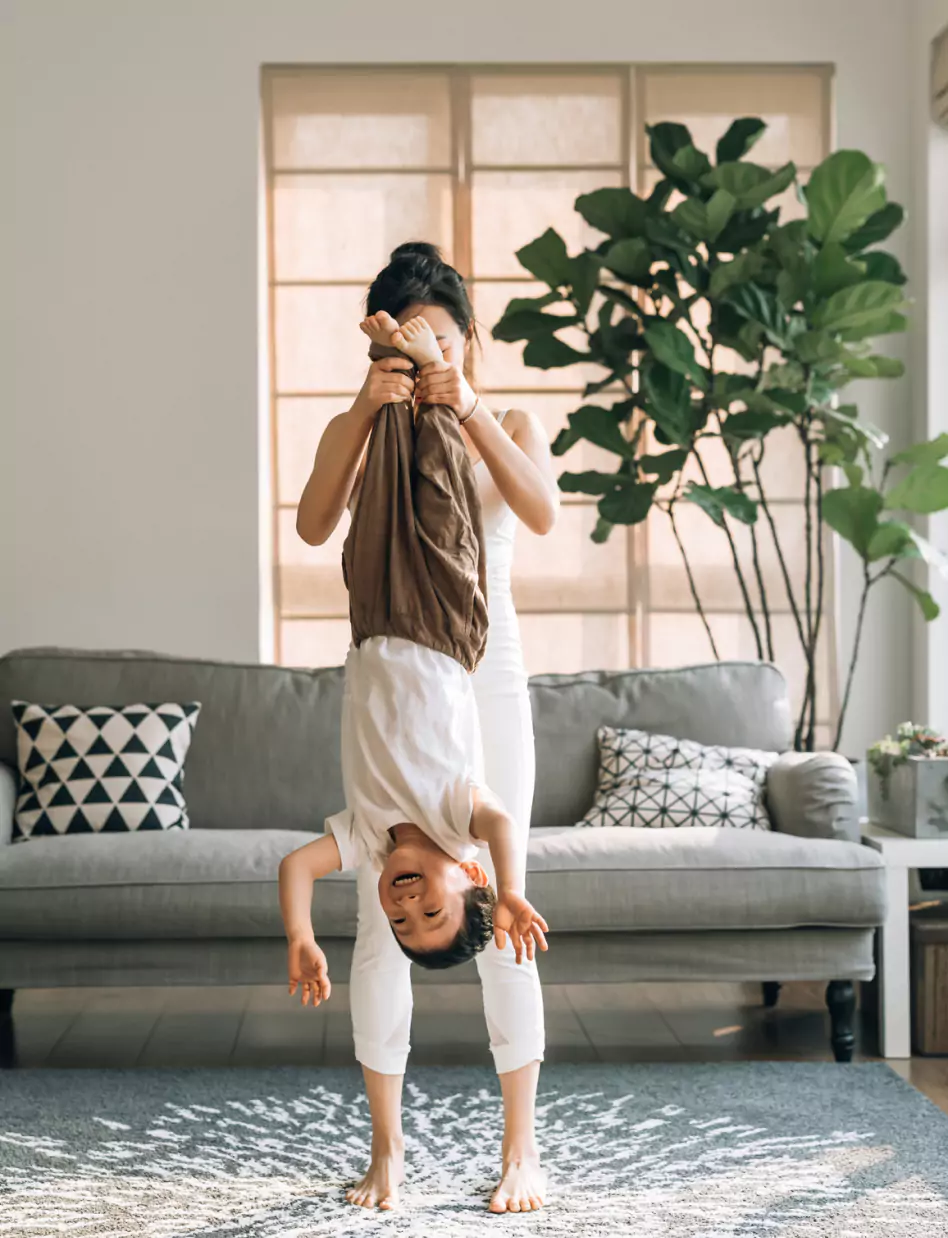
xmin=493 ymin=119 xmax=948 ymax=751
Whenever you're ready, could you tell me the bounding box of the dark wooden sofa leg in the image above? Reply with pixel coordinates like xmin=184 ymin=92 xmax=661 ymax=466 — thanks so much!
xmin=0 ymin=991 xmax=15 ymax=1069
xmin=762 ymin=982 xmax=781 ymax=1008
xmin=826 ymin=980 xmax=856 ymax=1062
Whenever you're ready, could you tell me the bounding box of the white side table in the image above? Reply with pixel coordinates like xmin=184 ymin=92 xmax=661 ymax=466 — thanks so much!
xmin=861 ymin=822 xmax=948 ymax=1058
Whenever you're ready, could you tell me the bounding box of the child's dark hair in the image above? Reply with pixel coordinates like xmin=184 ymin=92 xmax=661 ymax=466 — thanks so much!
xmin=394 ymin=884 xmax=496 ymax=970
xmin=367 ymin=242 xmax=478 ymax=342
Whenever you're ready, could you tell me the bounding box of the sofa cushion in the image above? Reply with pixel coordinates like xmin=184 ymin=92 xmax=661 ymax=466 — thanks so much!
xmin=12 ymin=700 xmax=201 ymax=839
xmin=0 ymin=649 xmax=345 ymax=833
xmin=579 ymin=725 xmax=775 ymax=831
xmin=0 ymin=825 xmax=885 ymax=940
xmin=529 ymin=663 xmax=793 ymax=829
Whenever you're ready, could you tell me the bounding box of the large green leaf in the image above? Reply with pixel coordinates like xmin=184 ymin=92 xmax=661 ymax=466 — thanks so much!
xmin=805 ymin=151 xmax=887 ymax=244
xmin=685 ymin=483 xmax=758 ymax=527
xmin=640 ymin=360 xmax=696 ymax=446
xmin=643 ymin=321 xmax=709 ymax=390
xmin=817 ymin=407 xmax=888 ymax=451
xmin=598 ymin=481 xmax=658 ymax=525
xmin=522 ymin=334 xmax=589 ymax=369
xmin=596 ymin=282 xmax=641 ymax=314
xmin=704 ymin=161 xmax=796 ymax=209
xmin=840 ymin=353 xmax=905 ymax=379
xmin=601 ymin=237 xmax=653 ymax=283
xmin=884 ymin=463 xmax=948 ymax=514
xmin=813 ymin=280 xmax=906 ymax=334
xmin=793 ymin=331 xmax=847 ymax=364
xmin=716 ymin=117 xmax=766 ymax=164
xmin=647 ymin=123 xmax=711 ymax=190
xmin=561 ymin=404 xmax=635 ymax=459
xmin=709 ymin=250 xmax=766 ymax=298
xmin=559 ymin=470 xmax=629 ymax=496
xmin=892 ymin=570 xmax=940 ymax=621
xmin=492 ymin=308 xmax=580 ymax=343
xmin=812 ymin=244 xmax=867 ymax=298
xmin=722 ymin=410 xmax=790 ymax=440
xmin=861 ymin=251 xmax=907 ymax=286
xmin=569 ymin=252 xmax=601 ymax=314
xmin=715 ymin=206 xmax=779 ymax=254
xmin=842 ymin=202 xmax=905 ymax=253
xmin=574 ymin=188 xmax=649 ymax=238
xmin=866 ymin=520 xmax=919 ymax=562
xmin=516 ymin=228 xmax=574 ymax=287
xmin=822 ymin=485 xmax=884 ymax=556
xmin=724 ymin=283 xmax=788 ymax=348
xmin=892 ymin=433 xmax=948 ymax=467
xmin=637 ymin=449 xmax=688 ymax=483
xmin=672 ymin=189 xmax=736 ymax=242
xmin=837 ymin=311 xmax=908 ymax=343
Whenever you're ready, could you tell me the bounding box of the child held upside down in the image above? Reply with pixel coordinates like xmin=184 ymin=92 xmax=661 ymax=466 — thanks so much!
xmin=278 ymin=308 xmax=549 ymax=1213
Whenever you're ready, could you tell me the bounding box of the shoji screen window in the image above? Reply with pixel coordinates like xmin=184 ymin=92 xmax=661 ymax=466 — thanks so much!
xmin=262 ymin=65 xmax=833 ymax=735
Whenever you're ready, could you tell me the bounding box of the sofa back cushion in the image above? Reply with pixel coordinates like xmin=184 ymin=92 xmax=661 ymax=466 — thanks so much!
xmin=528 ymin=663 xmax=792 ymax=829
xmin=0 ymin=649 xmax=345 ymax=832
xmin=0 ymin=651 xmax=793 ymax=833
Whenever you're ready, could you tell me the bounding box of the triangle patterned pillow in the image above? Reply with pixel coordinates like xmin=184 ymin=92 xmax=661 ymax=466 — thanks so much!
xmin=12 ymin=701 xmax=201 ymax=840
xmin=579 ymin=726 xmax=776 ymax=831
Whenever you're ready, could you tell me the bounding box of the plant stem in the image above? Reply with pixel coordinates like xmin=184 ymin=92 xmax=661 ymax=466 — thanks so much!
xmin=752 ymin=450 xmax=807 ymax=650
xmin=694 ymin=447 xmax=765 ymax=659
xmin=795 ymin=418 xmax=817 ymax=751
xmin=725 ymin=434 xmax=774 ymax=661
xmin=668 ymin=499 xmax=720 ymax=659
xmin=805 ymin=465 xmax=826 ymax=751
xmin=834 ymin=565 xmax=877 ymax=751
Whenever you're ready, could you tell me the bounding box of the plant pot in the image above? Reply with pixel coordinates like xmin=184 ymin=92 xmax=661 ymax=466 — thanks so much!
xmin=867 ymin=755 xmax=948 ymax=838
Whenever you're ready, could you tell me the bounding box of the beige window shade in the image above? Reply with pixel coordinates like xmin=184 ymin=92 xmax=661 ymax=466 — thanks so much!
xmin=262 ymin=63 xmax=834 ymax=744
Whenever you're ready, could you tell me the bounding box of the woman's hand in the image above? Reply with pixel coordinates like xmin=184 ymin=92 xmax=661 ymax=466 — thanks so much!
xmin=415 ymin=360 xmax=477 ymax=421
xmin=287 ymin=936 xmax=332 ymax=1006
xmin=493 ymin=892 xmax=549 ymax=964
xmin=352 ymin=357 xmax=415 ymax=419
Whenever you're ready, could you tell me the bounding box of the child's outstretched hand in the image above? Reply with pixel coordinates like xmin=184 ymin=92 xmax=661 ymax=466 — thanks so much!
xmin=493 ymin=892 xmax=549 ymax=964
xmin=287 ymin=937 xmax=332 ymax=1007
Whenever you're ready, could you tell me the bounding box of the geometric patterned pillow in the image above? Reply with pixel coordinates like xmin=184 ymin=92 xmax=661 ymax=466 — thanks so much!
xmin=579 ymin=726 xmax=775 ymax=830
xmin=12 ymin=701 xmax=201 ymax=840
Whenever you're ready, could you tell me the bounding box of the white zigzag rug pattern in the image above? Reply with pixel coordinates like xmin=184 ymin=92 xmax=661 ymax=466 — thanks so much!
xmin=1 ymin=1063 xmax=947 ymax=1237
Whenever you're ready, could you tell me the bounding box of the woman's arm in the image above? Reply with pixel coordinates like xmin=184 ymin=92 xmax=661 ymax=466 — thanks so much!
xmin=296 ymin=358 xmax=415 ymax=546
xmin=415 ymin=363 xmax=559 ymax=536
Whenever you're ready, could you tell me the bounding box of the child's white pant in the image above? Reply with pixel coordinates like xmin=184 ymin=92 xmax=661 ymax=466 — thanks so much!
xmin=348 ymin=685 xmax=545 ymax=1077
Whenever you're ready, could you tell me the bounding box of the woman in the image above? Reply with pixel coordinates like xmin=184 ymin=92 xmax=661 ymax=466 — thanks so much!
xmin=296 ymin=242 xmax=559 ymax=1214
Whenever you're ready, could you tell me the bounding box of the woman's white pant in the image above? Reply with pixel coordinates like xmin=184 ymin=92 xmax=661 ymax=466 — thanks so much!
xmin=348 ymin=684 xmax=545 ymax=1077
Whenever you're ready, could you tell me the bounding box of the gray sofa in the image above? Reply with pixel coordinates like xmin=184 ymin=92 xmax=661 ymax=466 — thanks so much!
xmin=0 ymin=648 xmax=886 ymax=1061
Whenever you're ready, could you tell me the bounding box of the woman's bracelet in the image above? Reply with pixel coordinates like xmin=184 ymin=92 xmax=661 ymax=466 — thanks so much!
xmin=457 ymin=397 xmax=482 ymax=426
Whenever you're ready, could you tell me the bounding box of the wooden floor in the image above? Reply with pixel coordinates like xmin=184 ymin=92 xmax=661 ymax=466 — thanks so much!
xmin=3 ymin=980 xmax=946 ymax=1113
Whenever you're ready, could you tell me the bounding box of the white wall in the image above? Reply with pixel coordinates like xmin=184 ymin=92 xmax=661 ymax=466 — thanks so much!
xmin=4 ymin=0 xmax=935 ymax=750
xmin=911 ymin=0 xmax=948 ymax=735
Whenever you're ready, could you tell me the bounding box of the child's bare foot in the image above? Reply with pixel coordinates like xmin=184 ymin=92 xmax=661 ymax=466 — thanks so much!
xmin=488 ymin=1150 xmax=546 ymax=1213
xmin=359 ymin=310 xmax=401 ymax=348
xmin=392 ymin=315 xmax=442 ymax=367
xmin=346 ymin=1140 xmax=404 ymax=1211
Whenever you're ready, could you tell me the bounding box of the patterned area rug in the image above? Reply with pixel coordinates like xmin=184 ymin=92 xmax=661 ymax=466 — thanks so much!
xmin=1 ymin=1062 xmax=947 ymax=1236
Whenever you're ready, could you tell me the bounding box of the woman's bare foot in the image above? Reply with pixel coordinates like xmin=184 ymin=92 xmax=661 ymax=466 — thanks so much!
xmin=488 ymin=1148 xmax=546 ymax=1213
xmin=346 ymin=1140 xmax=405 ymax=1211
xmin=391 ymin=315 xmax=442 ymax=367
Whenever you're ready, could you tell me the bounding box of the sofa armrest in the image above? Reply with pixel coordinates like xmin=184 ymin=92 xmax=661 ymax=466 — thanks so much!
xmin=766 ymin=751 xmax=859 ymax=843
xmin=0 ymin=761 xmax=16 ymax=847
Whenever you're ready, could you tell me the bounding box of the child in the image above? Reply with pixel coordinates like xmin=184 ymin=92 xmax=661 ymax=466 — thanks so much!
xmin=278 ymin=309 xmax=548 ymax=1212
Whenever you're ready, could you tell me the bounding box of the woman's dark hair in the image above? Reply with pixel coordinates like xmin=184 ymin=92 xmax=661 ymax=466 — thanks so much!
xmin=367 ymin=242 xmax=478 ymax=341
xmin=394 ymin=884 xmax=496 ymax=971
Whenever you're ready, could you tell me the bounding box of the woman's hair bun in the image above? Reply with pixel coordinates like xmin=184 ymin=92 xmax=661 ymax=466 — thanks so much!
xmin=390 ymin=241 xmax=444 ymax=264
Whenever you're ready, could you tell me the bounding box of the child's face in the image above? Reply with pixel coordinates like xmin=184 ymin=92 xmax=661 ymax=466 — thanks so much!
xmin=378 ymin=828 xmax=487 ymax=955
